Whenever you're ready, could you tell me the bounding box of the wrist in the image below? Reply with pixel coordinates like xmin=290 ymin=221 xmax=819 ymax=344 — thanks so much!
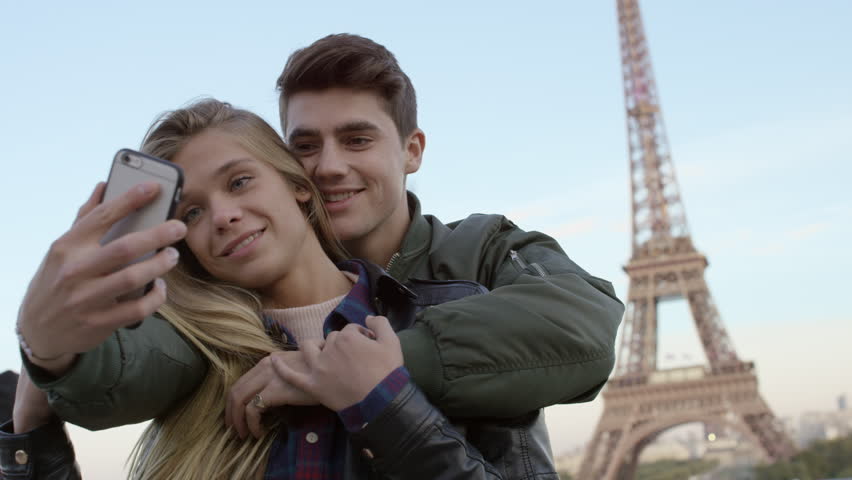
xmin=338 ymin=367 xmax=410 ymax=432
xmin=25 ymin=352 xmax=77 ymax=377
xmin=17 ymin=325 xmax=77 ymax=376
xmin=12 ymin=412 xmax=53 ymax=434
xmin=16 ymin=323 xmax=63 ymax=361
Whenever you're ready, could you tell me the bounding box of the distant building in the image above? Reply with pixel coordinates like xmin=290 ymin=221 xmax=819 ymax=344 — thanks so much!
xmin=839 ymin=394 xmax=848 ymax=411
xmin=637 ymin=440 xmax=691 ymax=463
xmin=702 ymin=436 xmax=761 ymax=469
xmin=779 ymin=415 xmax=797 ymax=440
xmin=797 ymin=407 xmax=852 ymax=447
xmin=555 ymin=447 xmax=585 ymax=477
xmin=635 ymin=425 xmax=767 ymax=469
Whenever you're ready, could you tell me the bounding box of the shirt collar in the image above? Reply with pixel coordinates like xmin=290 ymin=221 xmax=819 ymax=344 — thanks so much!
xmin=323 ymin=259 xmax=376 ymax=335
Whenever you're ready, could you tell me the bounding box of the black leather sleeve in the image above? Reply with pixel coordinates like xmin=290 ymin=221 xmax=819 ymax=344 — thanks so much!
xmin=348 ymin=382 xmax=503 ymax=480
xmin=0 ymin=419 xmax=81 ymax=480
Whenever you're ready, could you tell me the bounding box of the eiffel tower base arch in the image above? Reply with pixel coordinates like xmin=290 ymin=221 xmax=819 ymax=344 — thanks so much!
xmin=578 ymin=364 xmax=796 ymax=479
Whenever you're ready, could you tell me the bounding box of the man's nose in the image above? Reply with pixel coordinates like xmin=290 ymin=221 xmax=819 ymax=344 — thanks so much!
xmin=313 ymin=144 xmax=349 ymax=180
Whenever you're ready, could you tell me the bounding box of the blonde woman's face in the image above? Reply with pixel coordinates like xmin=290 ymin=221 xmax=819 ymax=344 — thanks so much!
xmin=172 ymin=129 xmax=314 ymax=289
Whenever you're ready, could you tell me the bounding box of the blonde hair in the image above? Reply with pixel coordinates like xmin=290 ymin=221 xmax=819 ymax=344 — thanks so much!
xmin=128 ymin=99 xmax=346 ymax=479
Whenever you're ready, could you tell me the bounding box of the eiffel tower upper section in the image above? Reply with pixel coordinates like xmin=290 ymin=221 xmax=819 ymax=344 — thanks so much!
xmin=619 ymin=0 xmax=690 ymax=259
xmin=615 ymin=0 xmax=741 ymax=378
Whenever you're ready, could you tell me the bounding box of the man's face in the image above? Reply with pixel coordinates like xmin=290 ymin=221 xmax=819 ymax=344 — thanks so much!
xmin=284 ymin=88 xmax=423 ymax=260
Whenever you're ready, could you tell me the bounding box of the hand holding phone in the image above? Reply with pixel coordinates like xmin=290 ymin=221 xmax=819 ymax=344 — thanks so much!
xmin=101 ymin=149 xmax=184 ymax=300
xmin=15 ymin=150 xmax=186 ymax=372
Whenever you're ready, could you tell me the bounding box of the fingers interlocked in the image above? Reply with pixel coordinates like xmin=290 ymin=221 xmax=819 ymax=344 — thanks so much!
xmin=225 ymin=350 xmax=319 ymax=439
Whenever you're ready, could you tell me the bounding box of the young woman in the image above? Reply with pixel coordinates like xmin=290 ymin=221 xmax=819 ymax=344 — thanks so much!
xmin=2 ymin=99 xmax=554 ymax=479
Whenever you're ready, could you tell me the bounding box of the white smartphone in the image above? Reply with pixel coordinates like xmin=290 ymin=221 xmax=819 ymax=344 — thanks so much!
xmin=100 ymin=148 xmax=184 ymax=302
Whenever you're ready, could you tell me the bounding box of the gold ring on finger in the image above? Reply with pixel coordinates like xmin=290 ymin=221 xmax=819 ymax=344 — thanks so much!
xmin=253 ymin=393 xmax=267 ymax=411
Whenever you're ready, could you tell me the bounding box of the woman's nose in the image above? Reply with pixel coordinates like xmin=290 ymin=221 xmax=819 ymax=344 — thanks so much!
xmin=212 ymin=203 xmax=242 ymax=230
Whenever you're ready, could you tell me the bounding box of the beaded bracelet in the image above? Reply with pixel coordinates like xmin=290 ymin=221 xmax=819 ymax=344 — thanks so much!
xmin=15 ymin=324 xmax=64 ymax=362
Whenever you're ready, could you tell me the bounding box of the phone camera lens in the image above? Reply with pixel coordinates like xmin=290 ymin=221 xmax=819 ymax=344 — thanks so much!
xmin=122 ymin=155 xmax=130 ymax=163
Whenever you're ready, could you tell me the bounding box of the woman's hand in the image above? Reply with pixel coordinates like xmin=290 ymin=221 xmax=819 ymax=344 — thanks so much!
xmin=12 ymin=369 xmax=53 ymax=433
xmin=226 ymin=350 xmax=319 ymax=439
xmin=272 ymin=316 xmax=403 ymax=412
xmin=16 ymin=182 xmax=187 ymax=375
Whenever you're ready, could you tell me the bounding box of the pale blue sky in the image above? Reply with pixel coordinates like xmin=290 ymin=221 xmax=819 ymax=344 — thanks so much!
xmin=2 ymin=1 xmax=850 ymax=475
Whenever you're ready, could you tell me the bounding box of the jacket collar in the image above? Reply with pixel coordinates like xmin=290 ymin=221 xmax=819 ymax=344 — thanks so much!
xmin=356 ymin=259 xmax=416 ymax=302
xmin=351 ymin=259 xmax=417 ymax=332
xmin=387 ymin=191 xmax=432 ymax=279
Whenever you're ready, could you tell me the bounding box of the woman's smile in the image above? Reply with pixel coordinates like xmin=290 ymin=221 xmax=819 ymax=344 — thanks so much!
xmin=220 ymin=228 xmax=265 ymax=258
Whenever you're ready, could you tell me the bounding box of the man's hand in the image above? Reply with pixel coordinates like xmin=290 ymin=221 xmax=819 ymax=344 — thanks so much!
xmin=272 ymin=316 xmax=403 ymax=412
xmin=16 ymin=182 xmax=186 ymax=375
xmin=13 ymin=369 xmax=53 ymax=433
xmin=225 ymin=350 xmax=319 ymax=439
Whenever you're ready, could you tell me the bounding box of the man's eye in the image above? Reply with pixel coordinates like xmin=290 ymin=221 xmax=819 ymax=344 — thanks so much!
xmin=348 ymin=137 xmax=371 ymax=147
xmin=292 ymin=143 xmax=317 ymax=154
xmin=230 ymin=176 xmax=252 ymax=191
xmin=181 ymin=207 xmax=201 ymax=224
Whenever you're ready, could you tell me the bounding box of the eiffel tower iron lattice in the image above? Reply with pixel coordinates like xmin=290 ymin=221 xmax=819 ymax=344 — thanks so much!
xmin=577 ymin=1 xmax=796 ymax=478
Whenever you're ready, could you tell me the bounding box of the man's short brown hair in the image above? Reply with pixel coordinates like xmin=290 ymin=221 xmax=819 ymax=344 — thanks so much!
xmin=277 ymin=34 xmax=418 ymax=143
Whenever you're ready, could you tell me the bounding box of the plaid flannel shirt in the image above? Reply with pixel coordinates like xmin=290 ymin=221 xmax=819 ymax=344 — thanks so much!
xmin=263 ymin=259 xmax=411 ymax=480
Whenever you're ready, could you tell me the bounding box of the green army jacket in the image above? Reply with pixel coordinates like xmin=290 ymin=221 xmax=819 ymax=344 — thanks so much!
xmin=28 ymin=193 xmax=623 ymax=429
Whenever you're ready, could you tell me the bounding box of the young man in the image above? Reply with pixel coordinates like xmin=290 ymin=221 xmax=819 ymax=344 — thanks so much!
xmin=263 ymin=33 xmax=625 ymax=477
xmin=275 ymin=33 xmax=623 ymax=417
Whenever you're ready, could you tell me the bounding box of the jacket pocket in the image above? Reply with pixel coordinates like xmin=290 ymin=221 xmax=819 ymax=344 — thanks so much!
xmin=509 ymin=249 xmax=549 ymax=277
xmin=406 ymin=278 xmax=489 ymax=314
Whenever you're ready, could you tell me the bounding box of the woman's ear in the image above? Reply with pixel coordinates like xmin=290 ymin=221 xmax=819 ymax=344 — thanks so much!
xmin=294 ymin=185 xmax=312 ymax=203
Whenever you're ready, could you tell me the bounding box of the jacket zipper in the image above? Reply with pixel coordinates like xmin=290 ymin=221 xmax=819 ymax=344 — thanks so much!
xmin=385 ymin=252 xmax=401 ymax=273
xmin=509 ymin=249 xmax=547 ymax=277
xmin=509 ymin=250 xmax=528 ymax=270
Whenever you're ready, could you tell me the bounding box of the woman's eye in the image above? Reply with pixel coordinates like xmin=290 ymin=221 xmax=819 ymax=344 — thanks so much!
xmin=230 ymin=175 xmax=252 ymax=191
xmin=181 ymin=207 xmax=201 ymax=224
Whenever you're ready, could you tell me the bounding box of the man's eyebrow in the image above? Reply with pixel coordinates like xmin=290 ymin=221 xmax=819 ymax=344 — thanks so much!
xmin=287 ymin=121 xmax=380 ymax=144
xmin=333 ymin=121 xmax=379 ymax=135
xmin=287 ymin=127 xmax=320 ymax=144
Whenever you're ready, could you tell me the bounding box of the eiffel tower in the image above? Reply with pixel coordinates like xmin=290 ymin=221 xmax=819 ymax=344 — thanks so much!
xmin=577 ymin=1 xmax=796 ymax=478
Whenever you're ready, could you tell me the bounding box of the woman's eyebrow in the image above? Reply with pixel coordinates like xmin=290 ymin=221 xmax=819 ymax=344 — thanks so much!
xmin=213 ymin=157 xmax=253 ymax=177
xmin=178 ymin=157 xmax=253 ymax=207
